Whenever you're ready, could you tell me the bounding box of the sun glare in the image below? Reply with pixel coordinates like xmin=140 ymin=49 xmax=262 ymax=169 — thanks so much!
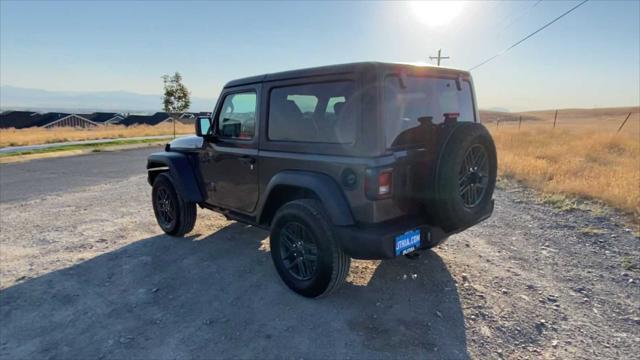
xmin=409 ymin=1 xmax=467 ymax=27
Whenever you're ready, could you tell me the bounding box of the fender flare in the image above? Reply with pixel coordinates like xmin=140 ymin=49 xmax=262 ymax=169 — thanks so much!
xmin=258 ymin=171 xmax=355 ymax=226
xmin=147 ymin=152 xmax=205 ymax=203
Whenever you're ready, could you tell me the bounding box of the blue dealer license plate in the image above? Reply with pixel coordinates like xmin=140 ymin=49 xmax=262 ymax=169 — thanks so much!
xmin=395 ymin=229 xmax=421 ymax=256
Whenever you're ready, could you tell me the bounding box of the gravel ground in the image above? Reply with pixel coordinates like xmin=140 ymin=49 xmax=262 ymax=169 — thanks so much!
xmin=0 ymin=152 xmax=639 ymax=359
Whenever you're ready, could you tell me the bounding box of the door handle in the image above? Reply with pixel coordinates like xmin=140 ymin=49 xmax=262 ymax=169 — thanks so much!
xmin=239 ymin=156 xmax=256 ymax=165
xmin=240 ymin=156 xmax=256 ymax=165
xmin=201 ymin=154 xmax=213 ymax=163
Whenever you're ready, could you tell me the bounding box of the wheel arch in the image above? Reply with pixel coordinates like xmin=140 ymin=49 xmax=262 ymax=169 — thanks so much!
xmin=147 ymin=152 xmax=205 ymax=203
xmin=258 ymin=171 xmax=355 ymax=227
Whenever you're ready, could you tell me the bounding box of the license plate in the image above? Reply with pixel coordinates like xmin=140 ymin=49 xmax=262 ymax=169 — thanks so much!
xmin=395 ymin=229 xmax=421 ymax=256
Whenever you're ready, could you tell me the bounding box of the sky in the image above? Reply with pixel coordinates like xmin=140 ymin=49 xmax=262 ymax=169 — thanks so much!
xmin=1 ymin=0 xmax=639 ymax=112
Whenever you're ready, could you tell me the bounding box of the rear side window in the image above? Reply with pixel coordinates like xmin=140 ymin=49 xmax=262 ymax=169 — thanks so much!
xmin=217 ymin=92 xmax=256 ymax=140
xmin=384 ymin=75 xmax=475 ymax=148
xmin=268 ymin=81 xmax=357 ymax=144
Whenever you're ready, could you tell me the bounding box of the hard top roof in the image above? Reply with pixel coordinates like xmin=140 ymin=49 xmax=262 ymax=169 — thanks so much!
xmin=224 ymin=61 xmax=470 ymax=88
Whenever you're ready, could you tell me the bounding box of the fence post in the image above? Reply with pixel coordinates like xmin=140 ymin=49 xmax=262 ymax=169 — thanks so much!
xmin=553 ymin=110 xmax=558 ymax=129
xmin=617 ymin=112 xmax=632 ymax=133
xmin=496 ymin=118 xmax=500 ymax=127
xmin=518 ymin=115 xmax=522 ymax=130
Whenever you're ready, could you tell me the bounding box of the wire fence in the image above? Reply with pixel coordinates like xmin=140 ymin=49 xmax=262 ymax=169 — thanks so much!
xmin=484 ymin=109 xmax=640 ymax=135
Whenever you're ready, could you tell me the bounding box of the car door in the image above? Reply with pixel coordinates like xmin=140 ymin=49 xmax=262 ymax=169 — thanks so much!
xmin=199 ymin=87 xmax=260 ymax=213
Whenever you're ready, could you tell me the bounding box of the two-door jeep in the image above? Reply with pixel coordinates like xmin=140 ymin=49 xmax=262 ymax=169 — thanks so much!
xmin=147 ymin=62 xmax=497 ymax=297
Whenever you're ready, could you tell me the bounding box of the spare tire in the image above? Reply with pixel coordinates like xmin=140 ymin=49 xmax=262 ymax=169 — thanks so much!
xmin=431 ymin=122 xmax=497 ymax=232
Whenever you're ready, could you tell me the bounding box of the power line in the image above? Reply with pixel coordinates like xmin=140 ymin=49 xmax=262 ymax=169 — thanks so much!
xmin=499 ymin=0 xmax=543 ymax=34
xmin=469 ymin=0 xmax=589 ymax=71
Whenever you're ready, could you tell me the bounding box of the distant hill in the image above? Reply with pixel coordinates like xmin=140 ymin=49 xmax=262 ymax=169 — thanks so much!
xmin=486 ymin=107 xmax=510 ymax=113
xmin=479 ymin=106 xmax=640 ymax=124
xmin=0 ymin=85 xmax=216 ymax=113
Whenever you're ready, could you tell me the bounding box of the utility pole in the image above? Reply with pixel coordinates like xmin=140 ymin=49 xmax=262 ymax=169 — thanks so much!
xmin=518 ymin=115 xmax=522 ymax=130
xmin=429 ymin=49 xmax=450 ymax=66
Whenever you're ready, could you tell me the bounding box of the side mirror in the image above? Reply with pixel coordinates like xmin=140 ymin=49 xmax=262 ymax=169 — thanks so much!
xmin=195 ymin=116 xmax=212 ymax=137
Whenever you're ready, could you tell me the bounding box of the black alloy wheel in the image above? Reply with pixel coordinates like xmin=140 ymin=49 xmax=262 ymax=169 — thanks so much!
xmin=429 ymin=122 xmax=497 ymax=232
xmin=458 ymin=144 xmax=490 ymax=208
xmin=278 ymin=221 xmax=318 ymax=281
xmin=269 ymin=199 xmax=350 ymax=298
xmin=152 ymin=173 xmax=197 ymax=237
xmin=155 ymin=185 xmax=176 ymax=229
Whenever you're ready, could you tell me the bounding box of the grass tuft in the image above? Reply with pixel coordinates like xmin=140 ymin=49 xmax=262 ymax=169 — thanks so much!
xmin=540 ymin=194 xmax=580 ymax=212
xmin=621 ymin=256 xmax=639 ymax=271
xmin=579 ymin=226 xmax=608 ymax=235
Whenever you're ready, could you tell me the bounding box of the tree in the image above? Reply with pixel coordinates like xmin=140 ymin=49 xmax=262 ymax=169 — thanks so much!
xmin=162 ymin=72 xmax=191 ymax=137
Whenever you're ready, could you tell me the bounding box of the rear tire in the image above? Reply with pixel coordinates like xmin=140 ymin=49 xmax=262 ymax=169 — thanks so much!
xmin=152 ymin=173 xmax=197 ymax=236
xmin=270 ymin=199 xmax=350 ymax=298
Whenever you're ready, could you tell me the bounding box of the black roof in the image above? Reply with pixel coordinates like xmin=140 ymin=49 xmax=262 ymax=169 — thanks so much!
xmin=224 ymin=62 xmax=470 ymax=88
xmin=36 ymin=112 xmax=72 ymax=125
xmin=85 ymin=112 xmax=124 ymax=122
xmin=0 ymin=111 xmax=43 ymax=129
xmin=121 ymin=112 xmax=172 ymax=126
xmin=0 ymin=112 xmax=85 ymax=129
xmin=0 ymin=111 xmax=99 ymax=128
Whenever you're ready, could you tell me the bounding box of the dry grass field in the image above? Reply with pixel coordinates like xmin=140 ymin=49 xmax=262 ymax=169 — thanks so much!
xmin=0 ymin=122 xmax=194 ymax=147
xmin=484 ymin=107 xmax=640 ymax=220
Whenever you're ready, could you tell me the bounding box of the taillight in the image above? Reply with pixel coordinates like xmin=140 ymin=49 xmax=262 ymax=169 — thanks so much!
xmin=378 ymin=171 xmax=392 ymax=196
xmin=365 ymin=168 xmax=393 ymax=199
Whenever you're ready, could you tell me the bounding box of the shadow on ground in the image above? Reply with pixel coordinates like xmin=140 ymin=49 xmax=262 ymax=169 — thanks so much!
xmin=0 ymin=223 xmax=468 ymax=359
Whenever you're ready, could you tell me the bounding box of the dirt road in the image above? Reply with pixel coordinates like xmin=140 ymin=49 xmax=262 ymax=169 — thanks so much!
xmin=0 ymin=149 xmax=638 ymax=359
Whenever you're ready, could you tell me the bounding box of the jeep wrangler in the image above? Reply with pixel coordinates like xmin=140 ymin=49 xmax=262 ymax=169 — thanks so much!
xmin=147 ymin=62 xmax=497 ymax=298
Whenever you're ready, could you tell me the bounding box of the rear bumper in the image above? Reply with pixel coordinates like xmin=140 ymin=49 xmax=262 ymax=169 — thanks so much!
xmin=335 ymin=200 xmax=494 ymax=260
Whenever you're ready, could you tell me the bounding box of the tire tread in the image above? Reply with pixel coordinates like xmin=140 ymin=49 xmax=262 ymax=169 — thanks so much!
xmin=271 ymin=199 xmax=350 ymax=298
xmin=153 ymin=173 xmax=197 ymax=237
xmin=295 ymin=199 xmax=350 ymax=297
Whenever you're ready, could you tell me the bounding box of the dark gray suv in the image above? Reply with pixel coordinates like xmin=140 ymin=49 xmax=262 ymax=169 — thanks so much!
xmin=147 ymin=62 xmax=497 ymax=297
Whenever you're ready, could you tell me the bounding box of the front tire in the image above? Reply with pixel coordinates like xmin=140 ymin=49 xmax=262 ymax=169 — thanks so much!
xmin=270 ymin=199 xmax=350 ymax=298
xmin=152 ymin=173 xmax=197 ymax=236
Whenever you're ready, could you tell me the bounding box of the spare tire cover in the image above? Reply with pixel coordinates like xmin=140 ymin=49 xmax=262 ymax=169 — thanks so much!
xmin=431 ymin=122 xmax=497 ymax=232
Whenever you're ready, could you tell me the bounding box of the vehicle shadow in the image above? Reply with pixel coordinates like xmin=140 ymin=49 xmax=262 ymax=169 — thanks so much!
xmin=0 ymin=223 xmax=468 ymax=359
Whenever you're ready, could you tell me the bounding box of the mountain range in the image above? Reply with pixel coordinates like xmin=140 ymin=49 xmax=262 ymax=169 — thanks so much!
xmin=0 ymin=85 xmax=216 ymax=114
xmin=1 ymin=85 xmax=515 ymax=115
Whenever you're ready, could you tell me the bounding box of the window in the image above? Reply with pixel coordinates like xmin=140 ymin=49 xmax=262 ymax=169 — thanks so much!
xmin=216 ymin=92 xmax=256 ymax=140
xmin=326 ymin=96 xmax=346 ymax=114
xmin=383 ymin=75 xmax=475 ymax=148
xmin=268 ymin=81 xmax=357 ymax=144
xmin=287 ymin=95 xmax=318 ymax=113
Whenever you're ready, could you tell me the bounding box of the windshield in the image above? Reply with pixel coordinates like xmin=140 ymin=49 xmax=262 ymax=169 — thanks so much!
xmin=383 ymin=75 xmax=475 ymax=148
